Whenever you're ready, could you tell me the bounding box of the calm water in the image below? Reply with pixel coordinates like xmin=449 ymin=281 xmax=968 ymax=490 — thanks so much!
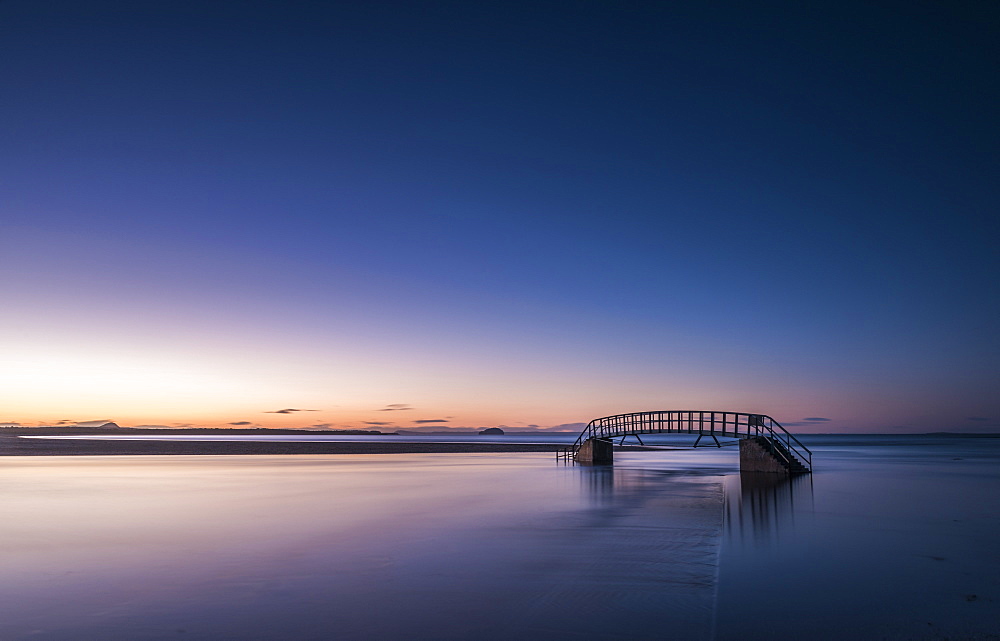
xmin=0 ymin=436 xmax=997 ymax=640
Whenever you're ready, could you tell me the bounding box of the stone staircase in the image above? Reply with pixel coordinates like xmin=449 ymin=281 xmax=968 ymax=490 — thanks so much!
xmin=747 ymin=436 xmax=810 ymax=474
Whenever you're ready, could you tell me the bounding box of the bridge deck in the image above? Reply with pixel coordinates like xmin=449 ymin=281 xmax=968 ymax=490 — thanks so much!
xmin=559 ymin=410 xmax=812 ymax=473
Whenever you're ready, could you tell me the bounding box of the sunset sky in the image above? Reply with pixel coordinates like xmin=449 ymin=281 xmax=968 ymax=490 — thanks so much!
xmin=2 ymin=1 xmax=997 ymax=433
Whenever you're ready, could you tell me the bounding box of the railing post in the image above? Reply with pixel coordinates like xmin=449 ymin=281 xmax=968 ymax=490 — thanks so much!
xmin=570 ymin=411 xmax=811 ymax=473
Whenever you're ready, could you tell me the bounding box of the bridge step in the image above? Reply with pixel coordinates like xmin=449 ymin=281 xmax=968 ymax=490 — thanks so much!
xmin=745 ymin=436 xmax=809 ymax=474
xmin=560 ymin=412 xmax=812 ymax=473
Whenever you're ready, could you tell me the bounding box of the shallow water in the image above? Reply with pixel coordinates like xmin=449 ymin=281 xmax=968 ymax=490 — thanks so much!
xmin=0 ymin=436 xmax=997 ymax=640
xmin=717 ymin=436 xmax=1000 ymax=641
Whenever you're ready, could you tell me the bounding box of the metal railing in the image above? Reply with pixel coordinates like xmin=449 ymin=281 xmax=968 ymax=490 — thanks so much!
xmin=558 ymin=410 xmax=812 ymax=472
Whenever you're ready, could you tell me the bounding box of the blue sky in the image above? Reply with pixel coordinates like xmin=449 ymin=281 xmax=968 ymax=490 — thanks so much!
xmin=2 ymin=1 xmax=997 ymax=432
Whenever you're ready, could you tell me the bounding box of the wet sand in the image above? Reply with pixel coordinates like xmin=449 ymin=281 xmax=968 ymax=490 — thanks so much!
xmin=0 ymin=435 xmax=656 ymax=456
xmin=0 ymin=435 xmax=562 ymax=456
xmin=0 ymin=454 xmax=724 ymax=640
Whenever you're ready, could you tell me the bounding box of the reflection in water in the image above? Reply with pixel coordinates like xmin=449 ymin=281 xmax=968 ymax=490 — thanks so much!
xmin=0 ymin=454 xmax=724 ymax=641
xmin=716 ymin=437 xmax=1000 ymax=641
xmin=578 ymin=460 xmax=616 ymax=499
xmin=723 ymin=472 xmax=814 ymax=546
xmin=5 ymin=438 xmax=995 ymax=641
xmin=576 ymin=463 xmax=673 ymax=502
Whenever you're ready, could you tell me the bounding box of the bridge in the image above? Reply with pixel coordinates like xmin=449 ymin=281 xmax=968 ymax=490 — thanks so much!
xmin=558 ymin=411 xmax=812 ymax=474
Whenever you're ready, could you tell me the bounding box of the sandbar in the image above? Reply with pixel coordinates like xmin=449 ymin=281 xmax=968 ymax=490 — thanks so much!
xmin=0 ymin=436 xmax=576 ymax=456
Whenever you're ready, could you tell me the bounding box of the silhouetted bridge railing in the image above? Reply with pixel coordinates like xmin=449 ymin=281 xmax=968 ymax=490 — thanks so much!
xmin=558 ymin=411 xmax=811 ymax=474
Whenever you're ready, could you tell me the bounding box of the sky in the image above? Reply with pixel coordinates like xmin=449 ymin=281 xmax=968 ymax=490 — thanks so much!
xmin=2 ymin=1 xmax=998 ymax=433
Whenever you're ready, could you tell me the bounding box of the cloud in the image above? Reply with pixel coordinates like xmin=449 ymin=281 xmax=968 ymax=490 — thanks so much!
xmin=398 ymin=424 xmax=469 ymax=432
xmin=1 ymin=422 xmax=21 ymax=427
xmin=265 ymin=408 xmax=319 ymax=414
xmin=802 ymin=417 xmax=831 ymax=422
xmin=547 ymin=422 xmax=587 ymax=432
xmin=228 ymin=421 xmax=252 ymax=425
xmin=363 ymin=421 xmax=393 ymax=426
xmin=172 ymin=423 xmax=194 ymax=427
xmin=966 ymin=416 xmax=990 ymax=422
xmin=376 ymin=404 xmax=413 ymax=411
xmin=306 ymin=423 xmax=333 ymax=429
xmin=413 ymin=419 xmax=448 ymax=424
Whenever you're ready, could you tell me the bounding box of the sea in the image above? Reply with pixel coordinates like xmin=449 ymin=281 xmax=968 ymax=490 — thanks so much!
xmin=0 ymin=434 xmax=997 ymax=640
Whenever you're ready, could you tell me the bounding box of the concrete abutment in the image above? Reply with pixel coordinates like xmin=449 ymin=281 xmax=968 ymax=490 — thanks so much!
xmin=574 ymin=438 xmax=614 ymax=465
xmin=738 ymin=438 xmax=789 ymax=474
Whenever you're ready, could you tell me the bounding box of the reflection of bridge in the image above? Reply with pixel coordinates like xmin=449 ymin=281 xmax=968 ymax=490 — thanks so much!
xmin=558 ymin=411 xmax=811 ymax=474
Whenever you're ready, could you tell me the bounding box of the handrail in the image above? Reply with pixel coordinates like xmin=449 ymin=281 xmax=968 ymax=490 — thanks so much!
xmin=559 ymin=410 xmax=812 ymax=472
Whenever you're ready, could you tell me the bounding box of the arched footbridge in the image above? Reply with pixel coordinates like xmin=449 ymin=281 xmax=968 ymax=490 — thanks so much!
xmin=558 ymin=411 xmax=812 ymax=474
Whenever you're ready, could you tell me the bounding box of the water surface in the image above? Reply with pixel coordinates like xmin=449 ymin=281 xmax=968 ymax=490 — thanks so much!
xmin=0 ymin=453 xmax=722 ymax=640
xmin=1 ymin=435 xmax=997 ymax=640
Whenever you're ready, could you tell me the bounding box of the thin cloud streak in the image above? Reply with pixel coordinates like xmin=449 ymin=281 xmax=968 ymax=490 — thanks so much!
xmin=264 ymin=408 xmax=320 ymax=414
xmin=376 ymin=404 xmax=413 ymax=412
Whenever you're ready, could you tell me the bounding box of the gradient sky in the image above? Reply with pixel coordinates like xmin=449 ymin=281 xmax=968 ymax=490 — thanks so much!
xmin=2 ymin=1 xmax=997 ymax=432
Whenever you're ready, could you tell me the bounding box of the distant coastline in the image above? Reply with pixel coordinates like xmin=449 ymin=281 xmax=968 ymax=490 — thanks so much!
xmin=0 ymin=425 xmax=587 ymax=456
xmin=2 ymin=426 xmax=995 ymax=437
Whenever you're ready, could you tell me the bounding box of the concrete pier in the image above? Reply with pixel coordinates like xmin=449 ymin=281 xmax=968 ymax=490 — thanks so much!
xmin=739 ymin=438 xmax=789 ymax=474
xmin=575 ymin=438 xmax=614 ymax=465
xmin=561 ymin=411 xmax=811 ymax=474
